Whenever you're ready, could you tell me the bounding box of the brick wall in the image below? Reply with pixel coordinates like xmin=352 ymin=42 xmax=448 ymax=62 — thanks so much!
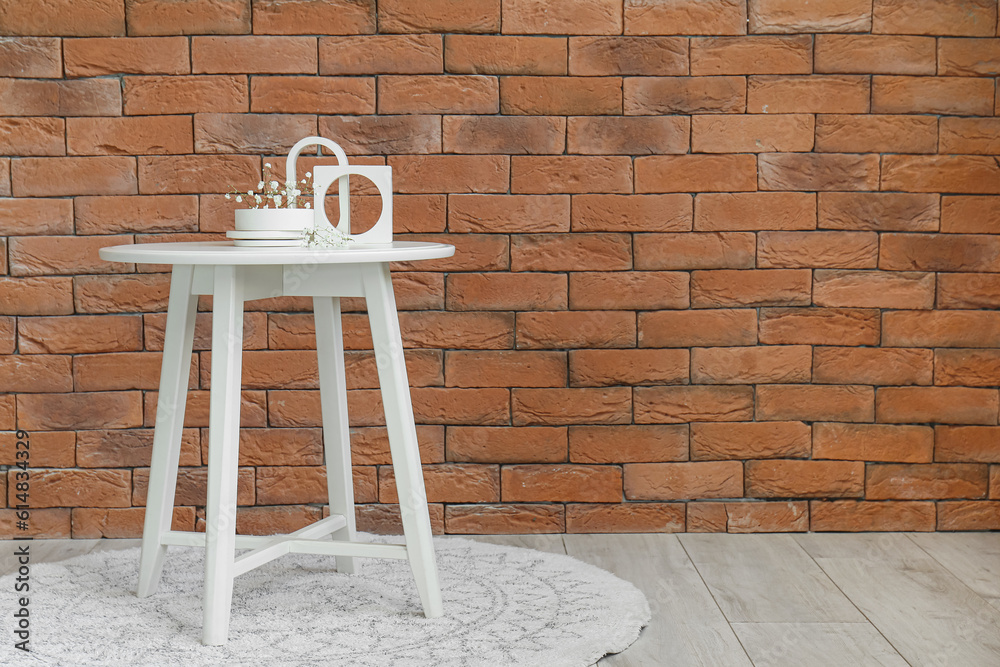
xmin=2 ymin=0 xmax=1000 ymax=538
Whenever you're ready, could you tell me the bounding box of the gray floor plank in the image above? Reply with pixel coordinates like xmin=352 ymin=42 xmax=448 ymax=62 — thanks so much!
xmin=796 ymin=533 xmax=1000 ymax=667
xmin=732 ymin=623 xmax=909 ymax=667
xmin=564 ymin=533 xmax=752 ymax=667
xmin=0 ymin=538 xmax=140 ymax=576
xmin=679 ymin=534 xmax=865 ymax=624
xmin=908 ymin=532 xmax=1000 ymax=611
xmin=466 ymin=534 xmax=567 ymax=554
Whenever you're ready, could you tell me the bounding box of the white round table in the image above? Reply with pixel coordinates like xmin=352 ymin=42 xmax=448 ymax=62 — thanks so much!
xmin=100 ymin=241 xmax=454 ymax=645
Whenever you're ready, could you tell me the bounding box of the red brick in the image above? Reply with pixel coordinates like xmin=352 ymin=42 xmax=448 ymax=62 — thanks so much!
xmin=570 ymin=424 xmax=688 ymax=463
xmin=19 ymin=315 xmax=141 ymax=354
xmin=0 ymin=159 xmax=9 ymax=196
xmin=878 ymin=387 xmax=999 ymax=425
xmin=759 ymin=232 xmax=877 ymax=269
xmin=64 ymin=36 xmax=188 ymax=76
xmin=686 ymin=502 xmax=728 ymax=532
xmin=0 ymin=508 xmax=70 ymax=538
xmin=691 ymin=269 xmax=810 ymax=308
xmin=940 ymin=118 xmax=1000 ymax=155
xmin=355 ymin=503 xmax=446 ymax=535
xmin=320 ymin=34 xmax=440 ymax=75
xmin=252 ymin=465 xmax=343 ymax=505
xmin=517 ymin=311 xmax=636 ymax=349
xmin=0 ymin=117 xmax=64 ymax=156
xmin=637 ymin=155 xmax=757 ymax=193
xmin=748 ymin=0 xmax=871 ymax=33
xmin=394 ymin=233 xmax=509 ymax=272
xmin=0 ymin=277 xmax=73 ymax=315
xmin=640 ymin=309 xmax=757 ymax=347
xmin=815 ymin=114 xmax=937 ymax=154
xmin=936 ymin=426 xmax=1000 ymax=463
xmin=138 ymin=155 xmax=259 ymax=195
xmin=72 ymin=506 xmax=194 ymax=538
xmin=145 ymin=311 xmax=267 ymax=352
xmin=993 ymin=467 xmax=1000 ymax=499
xmin=0 ymin=395 xmax=12 ymax=430
xmin=567 ymin=503 xmax=685 ymax=533
xmin=625 ymin=76 xmax=745 ymax=114
xmin=570 ymin=36 xmax=687 ymax=75
xmin=810 ymin=500 xmax=935 ymax=532
xmin=77 ymin=428 xmax=199 ymax=467
xmin=501 ymin=76 xmax=622 ymax=115
xmin=194 ymin=113 xmax=317 ymax=153
xmin=400 ymin=312 xmax=515 ymax=349
xmin=747 ymin=75 xmax=869 ymax=113
xmin=0 ymin=0 xmax=123 ymax=36
xmin=815 ymin=35 xmax=935 ymax=74
xmin=635 ymin=386 xmax=753 ymax=424
xmin=0 ymin=318 xmax=12 ymax=354
xmin=635 ymin=232 xmax=754 ymax=271
xmin=445 ymin=504 xmax=564 ymax=533
xmin=193 ymin=36 xmax=316 ymax=74
xmin=692 ymin=114 xmax=813 ymax=153
xmin=819 ymin=192 xmax=939 ymax=232
xmin=446 ymin=35 xmax=565 ymax=76
xmin=0 ymin=78 xmax=120 ymax=116
xmin=75 ymin=195 xmax=197 ymax=235
xmin=815 ymin=423 xmax=933 ymax=463
xmin=624 ymin=0 xmax=747 ymax=36
xmin=571 ymin=194 xmax=692 ymax=234
xmin=503 ymin=463 xmax=621 ymax=502
xmin=872 ymin=76 xmax=994 ymax=115
xmin=881 ymin=233 xmax=1000 ymax=273
xmin=883 ymin=311 xmax=1000 ymax=348
xmin=412 ymin=387 xmax=511 ymax=425
xmin=144 ymin=389 xmax=267 ymax=428
xmin=67 ymin=116 xmax=192 ymax=155
xmin=725 ymin=501 xmax=810 ymax=533
xmin=869 ymin=464 xmax=987 ymax=500
xmin=389 ymin=155 xmax=508 ymax=194
xmin=512 ymin=387 xmax=631 ymax=426
xmin=250 ymin=78 xmax=374 ymax=114
xmin=761 ymin=307 xmax=879 ymax=346
xmin=937 ymin=501 xmax=1000 ymax=530
xmin=0 ymin=198 xmax=73 ymax=235
xmin=939 ymin=38 xmax=1000 ymax=75
xmin=513 ymin=156 xmax=632 ymax=194
xmin=379 ymin=0 xmax=500 ymax=33
xmin=695 ymin=192 xmax=815 ymax=232
xmin=446 ymin=272 xmax=567 ymax=311
xmin=445 ymin=350 xmax=565 ymax=388
xmin=380 ymin=464 xmax=500 ymax=504
xmin=444 ymin=116 xmax=565 ymax=155
xmin=757 ymin=385 xmax=874 ymax=422
xmin=937 ymin=274 xmax=1000 ymax=309
xmin=511 ymin=232 xmax=631 ymax=271
xmin=569 ymin=349 xmax=688 ymax=387
xmin=873 ymin=0 xmax=996 ymax=37
xmin=760 ymin=153 xmax=879 ymax=192
xmin=814 ymin=347 xmax=932 ymax=386
xmin=254 ymin=0 xmax=375 ymax=35
xmin=936 ymin=349 xmax=1000 ymax=388
xmin=692 ymin=36 xmax=811 ymax=75
xmin=379 ymin=75 xmax=497 ymax=114
xmin=233 ymin=505 xmax=323 ymax=536
xmin=625 ymin=461 xmax=742 ymax=500
xmin=449 ymin=194 xmax=568 ymax=233
xmin=447 ymin=426 xmax=567 ymax=463
xmin=569 ymin=271 xmax=688 ymax=310
xmin=747 ymin=460 xmax=863 ymax=498
xmin=127 ymin=0 xmax=248 ymax=35
xmin=692 ymin=346 xmax=810 ymax=385
xmin=134 ymin=466 xmax=253 ymax=506
xmin=691 ymin=421 xmax=810 ymax=460
xmin=0 ymin=355 xmax=70 ymax=393
xmin=568 ymin=116 xmax=689 ymax=155
xmin=14 ymin=468 xmax=130 ymax=508
xmin=9 ymin=235 xmax=132 ymax=277
xmin=13 ymin=157 xmax=136 ymax=197
xmin=75 ymin=350 xmax=196 ymax=391
xmin=349 ymin=425 xmax=444 ymax=465
xmin=815 ymin=270 xmax=935 ymax=309
xmin=0 ymin=37 xmax=61 ymax=77
xmin=17 ymin=391 xmax=141 ymax=430
xmin=124 ymin=75 xmax=248 ymax=114
xmin=503 ymin=0 xmax=624 ymax=35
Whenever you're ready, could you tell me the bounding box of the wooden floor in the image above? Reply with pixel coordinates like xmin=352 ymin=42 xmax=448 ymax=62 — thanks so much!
xmin=4 ymin=532 xmax=1000 ymax=666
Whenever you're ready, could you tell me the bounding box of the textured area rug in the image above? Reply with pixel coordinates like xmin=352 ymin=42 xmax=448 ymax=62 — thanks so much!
xmin=1 ymin=536 xmax=649 ymax=666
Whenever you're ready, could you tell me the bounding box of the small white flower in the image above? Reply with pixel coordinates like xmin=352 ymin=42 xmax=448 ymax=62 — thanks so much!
xmin=270 ymin=180 xmax=279 ymax=189
xmin=247 ymin=190 xmax=253 ymax=196
xmin=258 ymin=181 xmax=264 ymax=189
xmin=305 ymin=172 xmax=311 ymax=178
xmin=305 ymin=202 xmax=311 ymax=209
xmin=225 ymin=193 xmax=231 ymax=200
xmin=254 ymin=194 xmax=262 ymax=203
xmin=275 ymin=195 xmax=282 ymax=206
xmin=264 ymin=162 xmax=271 ymax=168
xmin=235 ymin=195 xmax=242 ymax=202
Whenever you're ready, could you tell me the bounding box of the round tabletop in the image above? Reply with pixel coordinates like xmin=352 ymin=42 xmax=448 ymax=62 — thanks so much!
xmin=100 ymin=241 xmax=455 ymax=266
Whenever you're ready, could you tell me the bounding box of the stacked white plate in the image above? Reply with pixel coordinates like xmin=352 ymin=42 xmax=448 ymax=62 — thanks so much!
xmin=227 ymin=209 xmax=314 ymax=247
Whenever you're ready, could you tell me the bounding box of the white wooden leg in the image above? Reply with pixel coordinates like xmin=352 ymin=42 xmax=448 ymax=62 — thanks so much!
xmin=138 ymin=264 xmax=197 ymax=598
xmin=203 ymin=265 xmax=245 ymax=645
xmin=362 ymin=263 xmax=443 ymax=618
xmin=314 ymin=296 xmax=357 ymax=574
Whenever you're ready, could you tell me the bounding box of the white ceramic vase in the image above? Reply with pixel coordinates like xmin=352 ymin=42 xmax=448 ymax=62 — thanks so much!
xmin=234 ymin=208 xmax=314 ymax=232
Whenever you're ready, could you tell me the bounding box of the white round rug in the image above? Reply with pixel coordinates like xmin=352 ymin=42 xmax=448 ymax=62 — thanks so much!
xmin=2 ymin=536 xmax=650 ymax=666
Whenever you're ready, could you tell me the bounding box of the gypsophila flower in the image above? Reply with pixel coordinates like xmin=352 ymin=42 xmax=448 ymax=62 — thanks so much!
xmin=225 ymin=161 xmax=315 ymax=210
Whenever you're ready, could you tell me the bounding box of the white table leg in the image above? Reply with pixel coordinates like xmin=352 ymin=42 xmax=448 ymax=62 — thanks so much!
xmin=314 ymin=296 xmax=357 ymax=574
xmin=138 ymin=264 xmax=197 ymax=598
xmin=203 ymin=265 xmax=245 ymax=645
xmin=362 ymin=263 xmax=443 ymax=618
